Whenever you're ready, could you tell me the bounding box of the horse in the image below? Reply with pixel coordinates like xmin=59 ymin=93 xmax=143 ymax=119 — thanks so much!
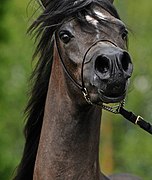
xmin=14 ymin=0 xmax=142 ymax=179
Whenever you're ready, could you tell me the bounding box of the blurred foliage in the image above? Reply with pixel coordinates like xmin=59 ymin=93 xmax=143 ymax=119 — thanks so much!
xmin=0 ymin=0 xmax=33 ymax=179
xmin=0 ymin=0 xmax=152 ymax=180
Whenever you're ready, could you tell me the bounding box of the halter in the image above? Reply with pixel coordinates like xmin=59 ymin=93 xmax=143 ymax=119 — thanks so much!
xmin=55 ymin=32 xmax=152 ymax=135
xmin=55 ymin=33 xmax=122 ymax=112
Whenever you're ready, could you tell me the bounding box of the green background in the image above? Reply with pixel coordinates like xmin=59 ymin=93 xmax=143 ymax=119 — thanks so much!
xmin=0 ymin=0 xmax=152 ymax=179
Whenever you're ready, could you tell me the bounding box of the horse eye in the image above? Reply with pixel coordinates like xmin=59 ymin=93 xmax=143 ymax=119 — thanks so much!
xmin=121 ymin=30 xmax=128 ymax=40
xmin=59 ymin=31 xmax=72 ymax=44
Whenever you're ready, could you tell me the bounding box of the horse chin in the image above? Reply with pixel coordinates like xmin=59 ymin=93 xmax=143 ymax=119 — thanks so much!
xmin=88 ymin=90 xmax=126 ymax=105
xmin=98 ymin=90 xmax=126 ymax=104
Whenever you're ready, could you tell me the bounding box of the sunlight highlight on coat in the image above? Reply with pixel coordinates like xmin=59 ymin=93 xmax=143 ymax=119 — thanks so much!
xmin=85 ymin=15 xmax=98 ymax=26
xmin=94 ymin=10 xmax=108 ymax=20
xmin=85 ymin=10 xmax=109 ymax=26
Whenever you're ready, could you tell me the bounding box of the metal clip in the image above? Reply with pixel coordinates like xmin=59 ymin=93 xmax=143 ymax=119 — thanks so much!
xmin=82 ymin=88 xmax=92 ymax=105
xmin=135 ymin=116 xmax=143 ymax=125
xmin=102 ymin=99 xmax=125 ymax=114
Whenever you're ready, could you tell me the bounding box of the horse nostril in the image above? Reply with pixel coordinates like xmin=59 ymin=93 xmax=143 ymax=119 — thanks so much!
xmin=95 ymin=56 xmax=110 ymax=74
xmin=121 ymin=52 xmax=133 ymax=76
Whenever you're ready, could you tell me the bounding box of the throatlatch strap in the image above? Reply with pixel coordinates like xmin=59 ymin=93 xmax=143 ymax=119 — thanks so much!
xmin=119 ymin=107 xmax=152 ymax=135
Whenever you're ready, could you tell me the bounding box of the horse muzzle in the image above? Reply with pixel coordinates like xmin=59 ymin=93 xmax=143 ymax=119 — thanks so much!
xmin=84 ymin=43 xmax=133 ymax=104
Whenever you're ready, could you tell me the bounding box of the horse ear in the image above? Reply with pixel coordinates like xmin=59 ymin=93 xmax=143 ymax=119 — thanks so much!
xmin=109 ymin=0 xmax=114 ymax=3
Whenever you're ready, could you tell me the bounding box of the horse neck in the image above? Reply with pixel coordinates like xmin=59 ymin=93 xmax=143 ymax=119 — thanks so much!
xmin=33 ymin=50 xmax=102 ymax=180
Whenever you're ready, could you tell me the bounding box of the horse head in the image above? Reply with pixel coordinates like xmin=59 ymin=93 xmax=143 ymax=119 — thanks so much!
xmin=52 ymin=1 xmax=133 ymax=106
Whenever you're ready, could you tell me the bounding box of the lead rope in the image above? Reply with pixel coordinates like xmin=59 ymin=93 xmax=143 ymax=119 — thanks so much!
xmin=119 ymin=106 xmax=152 ymax=135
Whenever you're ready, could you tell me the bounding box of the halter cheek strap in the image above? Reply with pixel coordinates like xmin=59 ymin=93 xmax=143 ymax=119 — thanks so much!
xmin=55 ymin=33 xmax=83 ymax=90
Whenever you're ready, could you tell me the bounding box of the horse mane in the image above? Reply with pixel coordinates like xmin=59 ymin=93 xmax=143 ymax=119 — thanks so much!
xmin=13 ymin=1 xmax=120 ymax=179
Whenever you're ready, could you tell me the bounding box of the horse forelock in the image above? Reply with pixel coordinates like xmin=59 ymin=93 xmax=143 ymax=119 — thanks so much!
xmin=31 ymin=0 xmax=120 ymax=33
